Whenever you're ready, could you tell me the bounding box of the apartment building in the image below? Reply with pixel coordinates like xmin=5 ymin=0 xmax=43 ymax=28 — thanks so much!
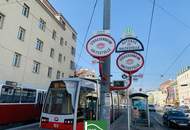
xmin=0 ymin=0 xmax=77 ymax=89
xmin=177 ymin=66 xmax=190 ymax=106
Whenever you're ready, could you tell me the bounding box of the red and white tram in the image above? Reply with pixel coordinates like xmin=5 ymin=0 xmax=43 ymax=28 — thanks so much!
xmin=40 ymin=78 xmax=121 ymax=130
xmin=0 ymin=81 xmax=46 ymax=125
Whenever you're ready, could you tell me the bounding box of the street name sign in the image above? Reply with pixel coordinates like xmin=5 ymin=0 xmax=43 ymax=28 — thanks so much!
xmin=86 ymin=34 xmax=116 ymax=59
xmin=116 ymin=52 xmax=144 ymax=75
xmin=116 ymin=37 xmax=144 ymax=52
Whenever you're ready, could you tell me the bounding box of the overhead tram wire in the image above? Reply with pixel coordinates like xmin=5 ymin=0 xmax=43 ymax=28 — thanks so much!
xmin=162 ymin=42 xmax=190 ymax=77
xmin=141 ymin=0 xmax=156 ymax=85
xmin=147 ymin=0 xmax=190 ymax=31
xmin=76 ymin=0 xmax=98 ymax=67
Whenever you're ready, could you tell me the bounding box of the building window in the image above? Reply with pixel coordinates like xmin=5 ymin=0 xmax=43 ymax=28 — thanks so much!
xmin=56 ymin=70 xmax=61 ymax=79
xmin=63 ymin=56 xmax=66 ymax=62
xmin=60 ymin=37 xmax=64 ymax=46
xmin=12 ymin=52 xmax=21 ymax=67
xmin=71 ymin=46 xmax=75 ymax=56
xmin=17 ymin=26 xmax=25 ymax=41
xmin=39 ymin=18 xmax=46 ymax=31
xmin=52 ymin=30 xmax=56 ymax=40
xmin=62 ymin=73 xmax=64 ymax=78
xmin=32 ymin=61 xmax=40 ymax=73
xmin=47 ymin=67 xmax=52 ymax=78
xmin=70 ymin=61 xmax=75 ymax=70
xmin=35 ymin=38 xmax=43 ymax=51
xmin=0 ymin=13 xmax=5 ymax=29
xmin=22 ymin=3 xmax=30 ymax=17
xmin=50 ymin=48 xmax=54 ymax=58
xmin=58 ymin=53 xmax=62 ymax=63
xmin=72 ymin=33 xmax=76 ymax=41
xmin=65 ymin=41 xmax=67 ymax=46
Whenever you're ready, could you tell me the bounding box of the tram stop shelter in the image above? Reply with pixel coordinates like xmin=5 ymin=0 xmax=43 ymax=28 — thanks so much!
xmin=129 ymin=93 xmax=150 ymax=127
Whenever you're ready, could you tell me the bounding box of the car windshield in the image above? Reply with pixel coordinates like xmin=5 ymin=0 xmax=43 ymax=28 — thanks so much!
xmin=169 ymin=111 xmax=186 ymax=117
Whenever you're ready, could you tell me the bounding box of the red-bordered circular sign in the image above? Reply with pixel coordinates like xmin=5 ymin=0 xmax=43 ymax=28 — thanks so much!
xmin=86 ymin=34 xmax=116 ymax=59
xmin=116 ymin=52 xmax=144 ymax=75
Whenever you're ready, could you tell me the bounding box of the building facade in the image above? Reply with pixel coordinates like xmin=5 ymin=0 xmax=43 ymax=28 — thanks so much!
xmin=166 ymin=80 xmax=178 ymax=106
xmin=0 ymin=0 xmax=77 ymax=89
xmin=177 ymin=66 xmax=190 ymax=106
xmin=75 ymin=69 xmax=97 ymax=80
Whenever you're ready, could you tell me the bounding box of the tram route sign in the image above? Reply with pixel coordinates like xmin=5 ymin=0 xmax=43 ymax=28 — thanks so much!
xmin=116 ymin=37 xmax=144 ymax=53
xmin=116 ymin=52 xmax=144 ymax=75
xmin=86 ymin=34 xmax=116 ymax=59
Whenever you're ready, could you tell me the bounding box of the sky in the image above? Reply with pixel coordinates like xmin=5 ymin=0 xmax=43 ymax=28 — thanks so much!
xmin=48 ymin=0 xmax=190 ymax=91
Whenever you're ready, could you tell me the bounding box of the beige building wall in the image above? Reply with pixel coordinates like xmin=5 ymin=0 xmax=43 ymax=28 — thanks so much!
xmin=147 ymin=90 xmax=165 ymax=107
xmin=0 ymin=0 xmax=77 ymax=89
xmin=177 ymin=67 xmax=190 ymax=106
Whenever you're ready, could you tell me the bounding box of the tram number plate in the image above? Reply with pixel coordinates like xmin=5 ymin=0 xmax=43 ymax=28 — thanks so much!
xmin=53 ymin=123 xmax=59 ymax=129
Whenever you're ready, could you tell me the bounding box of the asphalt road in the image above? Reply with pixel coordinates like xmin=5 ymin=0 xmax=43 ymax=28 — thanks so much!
xmin=150 ymin=112 xmax=190 ymax=130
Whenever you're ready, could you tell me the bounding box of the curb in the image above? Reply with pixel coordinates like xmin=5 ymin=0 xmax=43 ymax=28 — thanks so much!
xmin=6 ymin=123 xmax=39 ymax=130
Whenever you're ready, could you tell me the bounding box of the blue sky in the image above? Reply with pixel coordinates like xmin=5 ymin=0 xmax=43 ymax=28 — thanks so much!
xmin=49 ymin=0 xmax=190 ymax=91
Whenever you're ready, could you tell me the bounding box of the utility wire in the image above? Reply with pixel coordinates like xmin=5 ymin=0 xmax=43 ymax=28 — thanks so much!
xmin=162 ymin=42 xmax=190 ymax=77
xmin=141 ymin=0 xmax=156 ymax=84
xmin=76 ymin=0 xmax=98 ymax=66
xmin=147 ymin=0 xmax=190 ymax=31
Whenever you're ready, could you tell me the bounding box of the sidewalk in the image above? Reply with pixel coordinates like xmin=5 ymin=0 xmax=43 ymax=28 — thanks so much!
xmin=110 ymin=110 xmax=155 ymax=130
xmin=110 ymin=110 xmax=128 ymax=130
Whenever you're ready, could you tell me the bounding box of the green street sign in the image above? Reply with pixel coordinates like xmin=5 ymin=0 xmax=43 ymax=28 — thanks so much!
xmin=84 ymin=120 xmax=107 ymax=130
xmin=113 ymin=80 xmax=125 ymax=87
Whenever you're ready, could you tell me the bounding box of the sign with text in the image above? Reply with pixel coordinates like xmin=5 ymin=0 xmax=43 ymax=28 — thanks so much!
xmin=116 ymin=37 xmax=144 ymax=52
xmin=86 ymin=34 xmax=116 ymax=59
xmin=116 ymin=52 xmax=144 ymax=75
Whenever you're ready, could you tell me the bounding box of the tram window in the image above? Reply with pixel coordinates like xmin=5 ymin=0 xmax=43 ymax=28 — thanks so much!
xmin=0 ymin=85 xmax=14 ymax=103
xmin=77 ymin=87 xmax=97 ymax=121
xmin=12 ymin=87 xmax=21 ymax=103
xmin=43 ymin=81 xmax=78 ymax=115
xmin=21 ymin=88 xmax=36 ymax=103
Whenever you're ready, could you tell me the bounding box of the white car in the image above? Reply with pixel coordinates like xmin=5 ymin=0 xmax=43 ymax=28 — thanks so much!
xmin=149 ymin=104 xmax=156 ymax=112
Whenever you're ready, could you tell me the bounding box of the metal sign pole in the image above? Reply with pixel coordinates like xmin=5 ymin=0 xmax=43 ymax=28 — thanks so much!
xmin=100 ymin=0 xmax=111 ymax=129
xmin=127 ymin=89 xmax=131 ymax=130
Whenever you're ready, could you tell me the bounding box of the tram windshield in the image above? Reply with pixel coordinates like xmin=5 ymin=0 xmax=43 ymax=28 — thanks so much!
xmin=43 ymin=80 xmax=78 ymax=115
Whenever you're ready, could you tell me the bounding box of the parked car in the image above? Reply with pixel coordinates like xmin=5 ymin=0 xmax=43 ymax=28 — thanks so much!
xmin=163 ymin=105 xmax=174 ymax=112
xmin=149 ymin=104 xmax=156 ymax=112
xmin=163 ymin=110 xmax=190 ymax=128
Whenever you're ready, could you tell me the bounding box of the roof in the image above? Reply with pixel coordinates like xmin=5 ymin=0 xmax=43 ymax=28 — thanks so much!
xmin=37 ymin=0 xmax=77 ymax=34
xmin=129 ymin=93 xmax=148 ymax=98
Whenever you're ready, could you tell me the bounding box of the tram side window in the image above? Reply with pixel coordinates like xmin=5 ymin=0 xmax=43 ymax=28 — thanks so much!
xmin=0 ymin=86 xmax=14 ymax=103
xmin=77 ymin=87 xmax=97 ymax=121
xmin=21 ymin=89 xmax=36 ymax=103
xmin=12 ymin=87 xmax=21 ymax=103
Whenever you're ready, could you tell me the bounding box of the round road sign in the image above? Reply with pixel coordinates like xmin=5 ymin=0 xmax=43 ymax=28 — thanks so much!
xmin=116 ymin=52 xmax=144 ymax=74
xmin=86 ymin=34 xmax=116 ymax=59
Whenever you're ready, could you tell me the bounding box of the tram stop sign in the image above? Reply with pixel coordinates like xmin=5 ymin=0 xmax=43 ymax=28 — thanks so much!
xmin=86 ymin=34 xmax=116 ymax=59
xmin=116 ymin=52 xmax=144 ymax=75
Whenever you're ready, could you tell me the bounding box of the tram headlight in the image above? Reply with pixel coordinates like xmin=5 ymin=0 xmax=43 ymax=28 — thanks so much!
xmin=41 ymin=117 xmax=49 ymax=123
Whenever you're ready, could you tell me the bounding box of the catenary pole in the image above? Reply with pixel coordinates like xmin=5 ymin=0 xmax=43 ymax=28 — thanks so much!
xmin=99 ymin=0 xmax=111 ymax=129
